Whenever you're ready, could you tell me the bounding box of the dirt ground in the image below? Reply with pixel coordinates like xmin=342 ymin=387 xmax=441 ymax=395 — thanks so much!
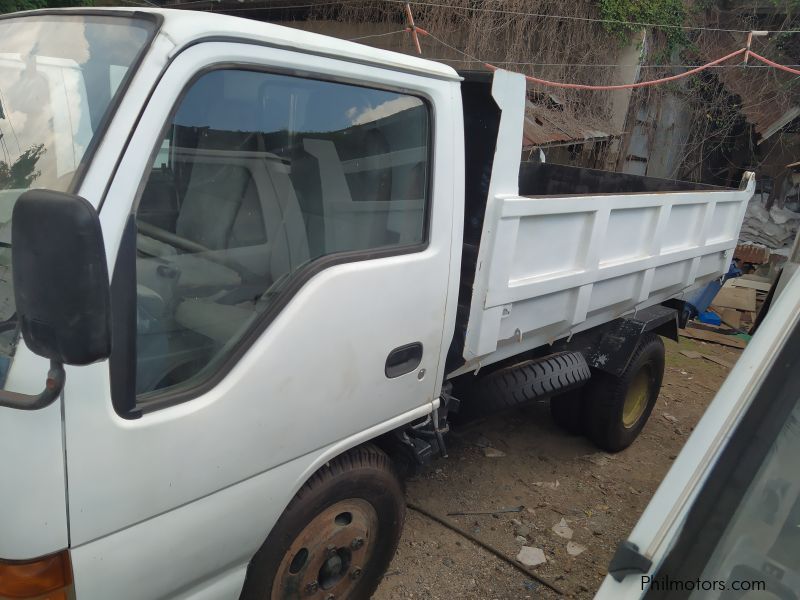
xmin=374 ymin=336 xmax=742 ymax=599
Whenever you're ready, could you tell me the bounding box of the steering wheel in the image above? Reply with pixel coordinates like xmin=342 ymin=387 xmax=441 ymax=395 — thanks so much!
xmin=136 ymin=220 xmax=260 ymax=282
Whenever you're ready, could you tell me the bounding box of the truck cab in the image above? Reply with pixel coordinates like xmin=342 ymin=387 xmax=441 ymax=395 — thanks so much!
xmin=1 ymin=9 xmax=464 ymax=599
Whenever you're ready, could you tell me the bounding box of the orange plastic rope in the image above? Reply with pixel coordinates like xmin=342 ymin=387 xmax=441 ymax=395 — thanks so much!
xmin=748 ymin=50 xmax=800 ymax=76
xmin=404 ymin=3 xmax=422 ymax=54
xmin=401 ymin=25 xmax=800 ymax=90
xmin=484 ymin=48 xmax=748 ymax=90
xmin=405 ymin=25 xmax=430 ymax=36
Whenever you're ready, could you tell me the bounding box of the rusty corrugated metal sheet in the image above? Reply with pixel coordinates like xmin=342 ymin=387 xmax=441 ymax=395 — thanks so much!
xmin=522 ymin=101 xmax=616 ymax=147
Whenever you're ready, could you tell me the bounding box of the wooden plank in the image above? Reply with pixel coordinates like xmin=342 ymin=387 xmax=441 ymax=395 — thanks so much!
xmin=727 ymin=278 xmax=771 ymax=292
xmin=689 ymin=321 xmax=726 ymax=332
xmin=740 ymin=274 xmax=772 ymax=284
xmin=680 ymin=350 xmax=702 ymax=359
xmin=681 ymin=327 xmax=747 ymax=349
xmin=711 ymin=306 xmax=741 ymax=329
xmin=713 ymin=286 xmax=757 ymax=312
xmin=702 ymin=354 xmax=734 ymax=369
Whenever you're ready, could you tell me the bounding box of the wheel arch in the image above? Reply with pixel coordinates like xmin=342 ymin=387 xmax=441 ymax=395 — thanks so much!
xmin=552 ymin=304 xmax=677 ymax=378
xmin=282 ymin=401 xmax=433 ymax=505
xmin=232 ymin=402 xmax=430 ymax=598
xmin=240 ymin=426 xmax=413 ymax=599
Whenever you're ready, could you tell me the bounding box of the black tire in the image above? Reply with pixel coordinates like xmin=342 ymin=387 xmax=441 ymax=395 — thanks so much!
xmin=240 ymin=444 xmax=405 ymax=600
xmin=584 ymin=333 xmax=665 ymax=452
xmin=465 ymin=351 xmax=590 ymax=416
xmin=550 ymin=388 xmax=585 ymax=435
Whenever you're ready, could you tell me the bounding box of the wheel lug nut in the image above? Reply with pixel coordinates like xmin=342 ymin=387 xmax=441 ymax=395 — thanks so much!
xmin=325 ymin=595 xmax=335 ymax=600
xmin=350 ymin=567 xmax=363 ymax=580
xmin=326 ymin=545 xmax=337 ymax=558
xmin=305 ymin=581 xmax=319 ymax=595
xmin=350 ymin=537 xmax=364 ymax=550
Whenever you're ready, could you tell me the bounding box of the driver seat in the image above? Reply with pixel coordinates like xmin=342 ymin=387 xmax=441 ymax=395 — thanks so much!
xmin=172 ymin=153 xmax=310 ymax=345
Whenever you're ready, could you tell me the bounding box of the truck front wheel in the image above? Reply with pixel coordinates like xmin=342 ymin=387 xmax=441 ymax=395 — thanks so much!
xmin=241 ymin=445 xmax=405 ymax=600
xmin=584 ymin=333 xmax=665 ymax=452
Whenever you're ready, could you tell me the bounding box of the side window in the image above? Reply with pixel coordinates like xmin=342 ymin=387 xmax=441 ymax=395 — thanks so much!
xmin=133 ymin=69 xmax=430 ymax=399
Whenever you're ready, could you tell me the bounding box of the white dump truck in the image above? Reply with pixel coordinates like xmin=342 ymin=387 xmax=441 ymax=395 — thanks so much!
xmin=0 ymin=8 xmax=753 ymax=599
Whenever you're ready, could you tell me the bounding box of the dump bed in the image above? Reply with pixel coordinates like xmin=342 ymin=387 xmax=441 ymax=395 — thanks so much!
xmin=448 ymin=71 xmax=754 ymax=376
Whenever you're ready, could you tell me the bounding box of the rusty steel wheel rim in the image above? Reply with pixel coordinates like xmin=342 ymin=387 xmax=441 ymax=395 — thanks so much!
xmin=271 ymin=499 xmax=379 ymax=600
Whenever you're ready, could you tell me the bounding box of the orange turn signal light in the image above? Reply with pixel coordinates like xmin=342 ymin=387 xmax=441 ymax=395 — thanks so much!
xmin=0 ymin=550 xmax=72 ymax=599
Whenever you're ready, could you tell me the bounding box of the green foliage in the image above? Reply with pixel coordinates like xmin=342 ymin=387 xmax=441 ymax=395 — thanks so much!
xmin=768 ymin=0 xmax=800 ymax=9
xmin=0 ymin=0 xmax=92 ymax=15
xmin=775 ymin=30 xmax=800 ymax=56
xmin=0 ymin=144 xmax=45 ymax=190
xmin=597 ymin=0 xmax=688 ymax=51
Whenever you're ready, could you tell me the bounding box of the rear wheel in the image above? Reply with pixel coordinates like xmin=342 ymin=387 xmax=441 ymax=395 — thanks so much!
xmin=583 ymin=334 xmax=665 ymax=452
xmin=241 ymin=445 xmax=405 ymax=600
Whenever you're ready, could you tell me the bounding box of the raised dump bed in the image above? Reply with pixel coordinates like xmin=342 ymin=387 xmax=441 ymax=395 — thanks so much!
xmin=448 ymin=71 xmax=754 ymax=376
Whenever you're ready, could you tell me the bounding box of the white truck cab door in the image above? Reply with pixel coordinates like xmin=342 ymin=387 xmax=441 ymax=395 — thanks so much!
xmin=596 ymin=270 xmax=800 ymax=599
xmin=64 ymin=41 xmax=461 ymax=599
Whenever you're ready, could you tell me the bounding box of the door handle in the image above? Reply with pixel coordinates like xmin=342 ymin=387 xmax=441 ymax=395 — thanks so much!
xmin=385 ymin=342 xmax=423 ymax=379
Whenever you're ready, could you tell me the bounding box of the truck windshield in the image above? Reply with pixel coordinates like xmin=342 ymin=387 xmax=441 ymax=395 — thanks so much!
xmin=0 ymin=14 xmax=155 ymax=386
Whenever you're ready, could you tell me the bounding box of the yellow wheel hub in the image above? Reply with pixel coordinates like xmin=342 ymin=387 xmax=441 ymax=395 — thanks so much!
xmin=622 ymin=368 xmax=650 ymax=428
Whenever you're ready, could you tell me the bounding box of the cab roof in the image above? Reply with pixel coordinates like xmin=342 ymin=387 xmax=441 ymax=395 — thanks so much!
xmin=9 ymin=7 xmax=461 ymax=82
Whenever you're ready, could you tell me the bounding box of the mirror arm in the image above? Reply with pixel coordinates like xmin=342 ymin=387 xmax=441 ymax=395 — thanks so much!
xmin=0 ymin=360 xmax=65 ymax=410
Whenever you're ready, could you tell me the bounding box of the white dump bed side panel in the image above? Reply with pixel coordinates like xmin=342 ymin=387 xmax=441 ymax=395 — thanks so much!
xmin=461 ymin=71 xmax=755 ymax=368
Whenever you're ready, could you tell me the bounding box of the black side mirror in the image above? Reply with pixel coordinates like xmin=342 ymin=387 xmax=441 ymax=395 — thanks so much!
xmin=0 ymin=190 xmax=111 ymax=410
